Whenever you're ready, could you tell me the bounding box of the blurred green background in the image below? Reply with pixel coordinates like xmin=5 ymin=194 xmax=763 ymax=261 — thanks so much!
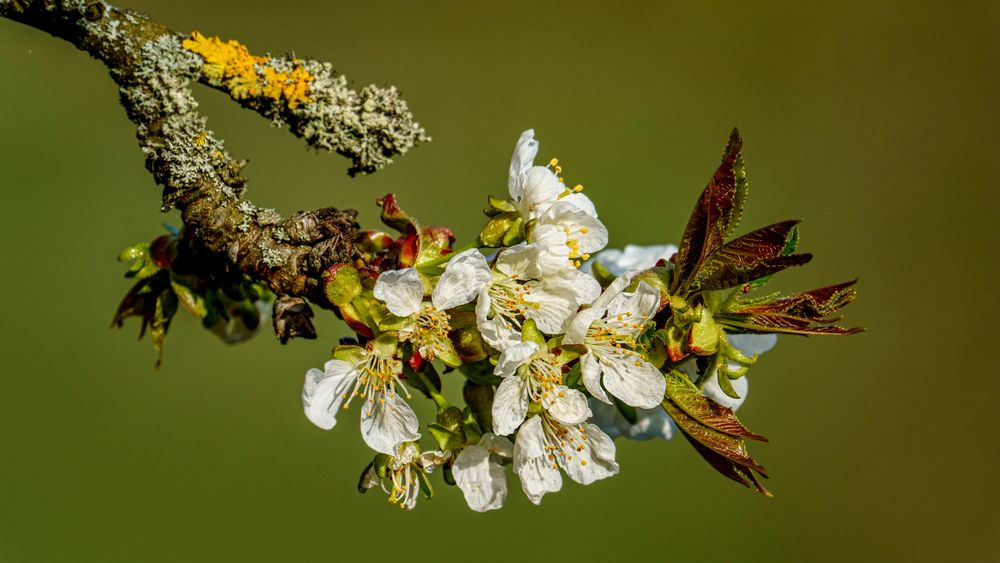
xmin=2 ymin=1 xmax=997 ymax=561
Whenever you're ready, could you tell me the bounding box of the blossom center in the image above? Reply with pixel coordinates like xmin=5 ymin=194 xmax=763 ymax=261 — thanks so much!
xmin=487 ymin=279 xmax=538 ymax=330
xmin=540 ymin=414 xmax=591 ymax=469
xmin=343 ymin=352 xmax=411 ymax=414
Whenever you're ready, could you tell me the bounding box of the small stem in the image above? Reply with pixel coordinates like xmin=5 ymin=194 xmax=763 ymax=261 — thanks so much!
xmin=414 ymin=368 xmax=450 ymax=410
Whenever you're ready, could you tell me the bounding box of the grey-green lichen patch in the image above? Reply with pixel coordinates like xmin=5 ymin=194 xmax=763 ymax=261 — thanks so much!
xmin=260 ymin=242 xmax=290 ymax=268
xmin=292 ymin=60 xmax=430 ymax=176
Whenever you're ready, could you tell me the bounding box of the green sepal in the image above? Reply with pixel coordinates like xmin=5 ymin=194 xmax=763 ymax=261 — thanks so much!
xmin=547 ymin=338 xmax=587 ymax=366
xmin=502 ymin=216 xmax=525 ymax=246
xmin=322 ymin=263 xmax=362 ymax=306
xmin=462 ymin=406 xmax=484 ymax=444
xmin=373 ymin=453 xmax=392 ymax=479
xmin=415 ymin=466 xmax=434 ymax=499
xmin=563 ymin=362 xmax=583 ymax=390
xmin=435 ymin=340 xmax=462 ymax=368
xmin=443 ymin=464 xmax=457 ymax=486
xmin=332 ymin=344 xmax=366 ymax=365
xmin=689 ymin=306 xmax=721 ymax=355
xmin=428 ymin=423 xmax=465 ymax=451
xmin=371 ymin=332 xmax=399 ymax=357
xmin=486 ymin=195 xmax=516 ymax=215
xmin=448 ymin=310 xmax=489 ymax=363
xmin=357 ymin=461 xmax=376 ymax=493
xmin=521 ymin=319 xmax=546 ymax=346
xmin=479 ymin=212 xmax=519 ymax=247
xmin=590 ymin=260 xmax=616 ymax=287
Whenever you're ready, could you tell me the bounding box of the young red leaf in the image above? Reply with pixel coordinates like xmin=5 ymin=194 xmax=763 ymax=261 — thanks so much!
xmin=672 ymin=128 xmax=748 ymax=293
xmin=694 ymin=220 xmax=813 ymax=290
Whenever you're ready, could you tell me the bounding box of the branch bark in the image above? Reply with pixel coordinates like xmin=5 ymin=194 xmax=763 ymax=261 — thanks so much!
xmin=1 ymin=0 xmax=429 ymax=341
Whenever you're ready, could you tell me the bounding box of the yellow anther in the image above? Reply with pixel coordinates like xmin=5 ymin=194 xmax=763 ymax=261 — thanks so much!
xmin=549 ymin=158 xmax=559 ymax=167
xmin=573 ymin=184 xmax=583 ymax=192
xmin=580 ymin=227 xmax=589 ymax=234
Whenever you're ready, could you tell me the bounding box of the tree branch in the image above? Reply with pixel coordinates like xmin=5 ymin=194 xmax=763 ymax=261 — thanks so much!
xmin=1 ymin=0 xmax=430 ymax=341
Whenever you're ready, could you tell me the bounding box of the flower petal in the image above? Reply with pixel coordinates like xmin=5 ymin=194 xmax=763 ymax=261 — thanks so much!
xmin=544 ymin=386 xmax=592 ymax=425
xmin=563 ymin=307 xmax=603 ymax=345
xmin=560 ymin=422 xmax=619 ymax=485
xmin=598 ymin=354 xmax=666 ymax=409
xmin=302 ymin=359 xmax=357 ymax=430
xmin=492 ymin=376 xmax=530 ymax=436
xmin=359 ymin=391 xmax=421 ymax=454
xmin=580 ymin=351 xmax=612 ymax=404
xmin=480 ymin=433 xmax=515 ymax=459
xmin=513 ymin=416 xmax=562 ymax=504
xmin=373 ymin=268 xmax=424 ymax=317
xmin=494 ymin=341 xmax=539 ymax=378
xmin=517 ymin=167 xmax=565 ymax=219
xmin=432 ymin=249 xmax=492 ymax=310
xmin=508 ymin=129 xmax=539 ymax=198
xmin=453 ymin=443 xmax=508 ymax=512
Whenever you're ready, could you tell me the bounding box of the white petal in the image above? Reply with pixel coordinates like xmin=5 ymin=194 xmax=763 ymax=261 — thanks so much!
xmin=495 ymin=243 xmax=543 ymax=280
xmin=494 ymin=341 xmax=539 ymax=378
xmin=492 ymin=376 xmax=530 ymax=436
xmin=598 ymin=354 xmax=666 ymax=409
xmin=508 ymin=129 xmax=539 ymax=198
xmin=563 ymin=307 xmax=603 ymax=345
xmin=517 ymin=167 xmax=564 ymax=219
xmin=728 ymin=333 xmax=778 ymax=356
xmin=580 ymin=351 xmax=612 ymax=404
xmin=373 ymin=268 xmax=424 ymax=317
xmin=539 ymin=201 xmax=608 ymax=254
xmin=590 ymin=271 xmax=639 ymax=311
xmin=479 ymin=433 xmax=515 ymax=459
xmin=453 ymin=444 xmax=508 ymax=512
xmin=523 ymin=285 xmax=577 ymax=334
xmin=703 ymin=373 xmax=749 ymax=411
xmin=544 ymin=386 xmax=592 ymax=425
xmin=302 ymin=360 xmax=357 ymax=430
xmin=557 ymin=192 xmax=598 ymax=218
xmin=432 ymin=249 xmax=492 ymax=310
xmin=561 ymin=269 xmax=602 ymax=304
xmin=527 ymin=224 xmax=571 ymax=276
xmin=359 ymin=391 xmax=421 ymax=454
xmin=605 ymin=281 xmax=660 ymax=332
xmin=513 ymin=417 xmax=562 ymax=504
xmin=561 ymin=423 xmax=619 ymax=485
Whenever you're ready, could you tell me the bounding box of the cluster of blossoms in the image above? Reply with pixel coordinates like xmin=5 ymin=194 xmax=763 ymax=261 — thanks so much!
xmin=299 ymin=128 xmax=860 ymax=510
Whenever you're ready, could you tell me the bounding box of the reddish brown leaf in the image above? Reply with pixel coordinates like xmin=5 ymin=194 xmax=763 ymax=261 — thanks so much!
xmin=719 ymin=280 xmax=863 ymax=335
xmin=694 ymin=220 xmax=813 ymax=290
xmin=664 ymin=371 xmax=767 ymax=442
xmin=663 ymin=400 xmax=768 ymax=475
xmin=672 ymin=128 xmax=747 ymax=293
xmin=682 ymin=431 xmax=772 ymax=497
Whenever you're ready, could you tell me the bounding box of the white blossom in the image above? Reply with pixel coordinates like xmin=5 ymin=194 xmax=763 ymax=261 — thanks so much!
xmin=491 ymin=341 xmax=591 ymax=435
xmin=564 ymin=280 xmax=666 ymax=409
xmin=359 ymin=443 xmax=448 ymax=510
xmin=302 ymin=351 xmax=420 ymax=455
xmin=475 ymin=245 xmax=600 ymax=350
xmin=372 ymin=249 xmax=491 ymax=363
xmin=507 ymin=129 xmax=599 ymax=221
xmin=452 ymin=433 xmax=514 ymax=512
xmin=513 ymin=414 xmax=618 ymax=505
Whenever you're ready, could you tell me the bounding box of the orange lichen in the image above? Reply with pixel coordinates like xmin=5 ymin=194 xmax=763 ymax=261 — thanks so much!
xmin=182 ymin=31 xmax=313 ymax=110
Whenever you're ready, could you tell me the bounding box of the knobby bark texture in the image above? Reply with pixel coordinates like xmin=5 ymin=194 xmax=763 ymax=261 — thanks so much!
xmin=1 ymin=0 xmax=429 ymax=340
